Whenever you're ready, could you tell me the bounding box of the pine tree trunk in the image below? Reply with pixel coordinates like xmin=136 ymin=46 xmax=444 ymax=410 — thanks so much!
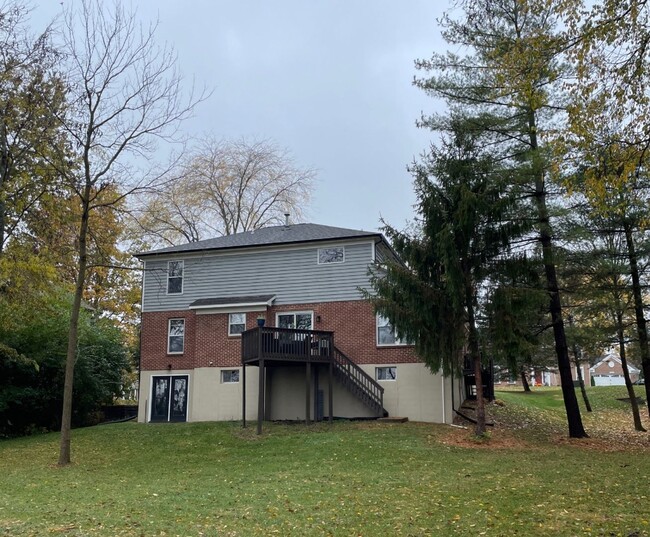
xmin=527 ymin=110 xmax=587 ymax=438
xmin=573 ymin=344 xmax=592 ymax=412
xmin=616 ymin=311 xmax=646 ymax=431
xmin=567 ymin=315 xmax=591 ymax=411
xmin=521 ymin=369 xmax=531 ymax=392
xmin=466 ymin=281 xmax=486 ymax=436
xmin=473 ymin=351 xmax=486 ymax=436
xmin=622 ymin=221 xmax=650 ymax=417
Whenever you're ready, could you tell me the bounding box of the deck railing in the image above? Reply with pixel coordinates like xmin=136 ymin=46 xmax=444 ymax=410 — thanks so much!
xmin=241 ymin=326 xmax=334 ymax=363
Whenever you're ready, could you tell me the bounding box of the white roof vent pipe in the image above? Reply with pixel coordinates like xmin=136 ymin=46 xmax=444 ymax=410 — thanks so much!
xmin=284 ymin=212 xmax=290 ymax=227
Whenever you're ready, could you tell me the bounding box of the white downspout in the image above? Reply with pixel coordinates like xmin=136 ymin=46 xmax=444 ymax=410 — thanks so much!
xmin=441 ymin=371 xmax=446 ymax=424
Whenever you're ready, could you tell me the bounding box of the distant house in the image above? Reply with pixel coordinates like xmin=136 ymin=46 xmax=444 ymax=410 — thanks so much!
xmin=541 ymin=362 xmax=592 ymax=387
xmin=496 ymin=353 xmax=641 ymax=388
xmin=589 ymin=354 xmax=640 ymax=386
xmin=135 ymin=223 xmax=462 ymax=425
xmin=496 ymin=363 xmax=592 ymax=388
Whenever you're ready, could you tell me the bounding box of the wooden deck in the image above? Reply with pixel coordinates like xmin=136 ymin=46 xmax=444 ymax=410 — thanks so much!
xmin=241 ymin=326 xmax=334 ymax=365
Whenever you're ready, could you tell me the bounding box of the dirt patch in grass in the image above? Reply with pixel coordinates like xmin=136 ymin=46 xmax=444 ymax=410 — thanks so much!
xmin=550 ymin=433 xmax=650 ymax=452
xmin=439 ymin=424 xmax=533 ymax=449
xmin=450 ymin=390 xmax=650 ymax=452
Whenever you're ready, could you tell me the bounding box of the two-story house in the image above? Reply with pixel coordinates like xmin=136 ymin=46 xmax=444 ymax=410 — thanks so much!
xmin=136 ymin=223 xmax=461 ymax=426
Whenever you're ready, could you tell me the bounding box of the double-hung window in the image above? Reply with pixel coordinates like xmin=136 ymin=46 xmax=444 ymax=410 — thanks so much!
xmin=168 ymin=319 xmax=185 ymax=354
xmin=228 ymin=313 xmax=246 ymax=336
xmin=376 ymin=315 xmax=410 ymax=346
xmin=167 ymin=260 xmax=184 ymax=294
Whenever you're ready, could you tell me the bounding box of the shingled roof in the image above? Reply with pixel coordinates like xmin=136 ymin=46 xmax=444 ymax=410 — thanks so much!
xmin=135 ymin=223 xmax=382 ymax=258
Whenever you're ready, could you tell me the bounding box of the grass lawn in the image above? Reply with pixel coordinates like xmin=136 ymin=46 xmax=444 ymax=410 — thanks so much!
xmin=1 ymin=387 xmax=649 ymax=536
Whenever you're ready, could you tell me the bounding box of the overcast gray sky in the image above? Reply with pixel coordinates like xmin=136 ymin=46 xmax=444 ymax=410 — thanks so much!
xmin=33 ymin=1 xmax=448 ymax=233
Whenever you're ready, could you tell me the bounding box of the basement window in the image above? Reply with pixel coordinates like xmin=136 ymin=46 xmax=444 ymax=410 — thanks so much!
xmin=376 ymin=367 xmax=397 ymax=381
xmin=221 ymin=369 xmax=240 ymax=383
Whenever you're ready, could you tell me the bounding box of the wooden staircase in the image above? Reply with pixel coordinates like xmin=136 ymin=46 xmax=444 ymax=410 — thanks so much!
xmin=332 ymin=346 xmax=387 ymax=417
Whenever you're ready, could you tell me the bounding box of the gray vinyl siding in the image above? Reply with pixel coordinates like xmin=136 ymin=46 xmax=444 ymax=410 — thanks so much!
xmin=375 ymin=241 xmax=400 ymax=265
xmin=375 ymin=242 xmax=389 ymax=264
xmin=142 ymin=240 xmax=374 ymax=312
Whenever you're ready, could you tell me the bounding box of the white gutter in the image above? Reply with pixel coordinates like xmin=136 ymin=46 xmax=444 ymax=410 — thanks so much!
xmin=189 ymin=297 xmax=276 ymax=311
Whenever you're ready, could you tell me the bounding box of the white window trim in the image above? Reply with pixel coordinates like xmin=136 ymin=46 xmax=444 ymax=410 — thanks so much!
xmin=376 ymin=314 xmax=410 ymax=346
xmin=141 ymin=261 xmax=147 ymax=315
xmin=166 ymin=260 xmax=184 ymax=295
xmin=275 ymin=311 xmax=314 ymax=330
xmin=376 ymin=366 xmax=397 ymax=381
xmin=221 ymin=369 xmax=240 ymax=383
xmin=167 ymin=318 xmax=185 ymax=354
xmin=317 ymin=246 xmax=345 ymax=265
xmin=228 ymin=313 xmax=247 ymax=337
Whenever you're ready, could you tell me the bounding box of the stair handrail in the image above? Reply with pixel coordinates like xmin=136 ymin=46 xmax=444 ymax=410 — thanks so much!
xmin=332 ymin=346 xmax=384 ymax=408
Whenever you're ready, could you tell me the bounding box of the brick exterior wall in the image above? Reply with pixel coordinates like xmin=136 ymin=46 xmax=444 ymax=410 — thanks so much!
xmin=591 ymin=358 xmax=639 ymax=381
xmin=140 ymin=311 xmax=197 ymax=371
xmin=140 ymin=300 xmax=421 ymax=372
xmin=268 ymin=301 xmax=419 ymax=365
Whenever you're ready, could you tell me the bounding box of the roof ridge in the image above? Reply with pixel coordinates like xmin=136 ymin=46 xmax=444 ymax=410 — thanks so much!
xmin=135 ymin=222 xmax=381 ymax=258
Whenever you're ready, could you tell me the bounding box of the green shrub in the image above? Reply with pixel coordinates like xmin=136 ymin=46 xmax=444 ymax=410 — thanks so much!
xmin=0 ymin=290 xmax=131 ymax=436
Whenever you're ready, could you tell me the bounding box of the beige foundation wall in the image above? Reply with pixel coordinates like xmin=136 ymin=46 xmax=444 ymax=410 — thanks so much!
xmin=265 ymin=363 xmax=454 ymax=422
xmin=359 ymin=363 xmax=456 ymax=423
xmin=138 ymin=367 xmax=259 ymax=423
xmin=266 ymin=365 xmax=375 ymax=421
xmin=191 ymin=367 xmax=259 ymax=422
xmin=330 ymin=372 xmax=376 ymax=419
xmin=138 ymin=363 xmax=460 ymax=424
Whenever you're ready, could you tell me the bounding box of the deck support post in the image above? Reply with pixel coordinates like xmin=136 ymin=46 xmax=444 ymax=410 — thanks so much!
xmin=242 ymin=363 xmax=246 ymax=428
xmin=313 ymin=366 xmax=319 ymax=421
xmin=257 ymin=359 xmax=265 ymax=435
xmin=305 ymin=361 xmax=311 ymax=425
xmin=328 ymin=359 xmax=333 ymax=423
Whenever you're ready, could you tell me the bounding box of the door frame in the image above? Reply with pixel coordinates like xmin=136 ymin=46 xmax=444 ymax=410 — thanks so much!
xmin=150 ymin=374 xmax=189 ymax=422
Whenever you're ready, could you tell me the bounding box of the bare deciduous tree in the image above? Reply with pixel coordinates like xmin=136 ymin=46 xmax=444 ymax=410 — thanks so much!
xmin=132 ymin=137 xmax=315 ymax=247
xmin=56 ymin=0 xmax=203 ymax=466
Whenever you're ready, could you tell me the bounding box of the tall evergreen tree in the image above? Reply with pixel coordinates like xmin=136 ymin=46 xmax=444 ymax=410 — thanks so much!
xmin=564 ymin=0 xmax=650 ymax=414
xmin=485 ymin=260 xmax=547 ymax=391
xmin=414 ymin=0 xmax=588 ymax=437
xmin=566 ymin=137 xmax=650 ymax=414
xmin=368 ymin=117 xmax=523 ymax=436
